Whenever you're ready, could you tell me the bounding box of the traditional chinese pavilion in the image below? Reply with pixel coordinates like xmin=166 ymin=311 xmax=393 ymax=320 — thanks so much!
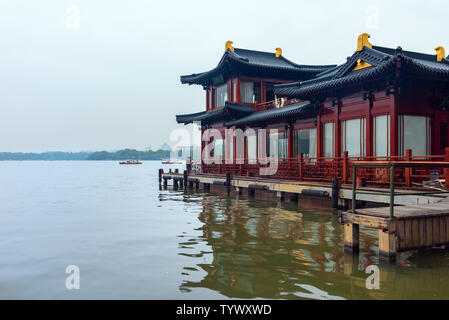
xmin=176 ymin=34 xmax=449 ymax=186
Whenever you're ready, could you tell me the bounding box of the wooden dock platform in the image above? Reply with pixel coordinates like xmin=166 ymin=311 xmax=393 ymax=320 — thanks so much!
xmin=160 ymin=164 xmax=449 ymax=262
xmin=160 ymin=171 xmax=445 ymax=207
xmin=343 ymin=198 xmax=449 ymax=260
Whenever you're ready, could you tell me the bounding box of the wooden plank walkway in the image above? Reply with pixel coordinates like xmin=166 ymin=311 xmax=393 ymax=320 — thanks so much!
xmin=160 ymin=169 xmax=449 ymax=262
xmin=342 ymin=196 xmax=449 ymax=260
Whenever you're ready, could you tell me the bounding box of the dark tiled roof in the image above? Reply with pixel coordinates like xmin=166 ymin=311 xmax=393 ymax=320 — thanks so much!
xmin=180 ymin=48 xmax=336 ymax=86
xmin=224 ymin=101 xmax=315 ymax=127
xmin=176 ymin=102 xmax=254 ymax=125
xmin=274 ymin=45 xmax=449 ymax=99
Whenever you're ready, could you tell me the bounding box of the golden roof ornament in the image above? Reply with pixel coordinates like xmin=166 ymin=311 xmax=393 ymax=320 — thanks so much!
xmin=357 ymin=33 xmax=373 ymax=52
xmin=435 ymin=46 xmax=446 ymax=62
xmin=275 ymin=48 xmax=282 ymax=58
xmin=225 ymin=41 xmax=235 ymax=52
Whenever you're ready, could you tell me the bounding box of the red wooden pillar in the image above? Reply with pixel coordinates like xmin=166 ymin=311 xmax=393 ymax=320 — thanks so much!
xmin=365 ymin=97 xmax=372 ymax=158
xmin=261 ymin=81 xmax=266 ymax=103
xmin=298 ymin=153 xmax=303 ymax=181
xmin=235 ymin=78 xmax=240 ymax=103
xmin=405 ymin=149 xmax=412 ymax=187
xmin=211 ymin=86 xmax=215 ymax=109
xmin=317 ymin=113 xmax=322 ymax=158
xmin=287 ymin=125 xmax=293 ymax=173
xmin=206 ymin=89 xmax=209 ymax=111
xmin=201 ymin=127 xmax=205 ymax=173
xmin=390 ymin=94 xmax=399 ymax=157
xmin=227 ymin=79 xmax=232 ymax=103
xmin=335 ymin=102 xmax=341 ymax=158
xmin=342 ymin=151 xmax=349 ymax=184
xmin=445 ymin=147 xmax=449 ymax=190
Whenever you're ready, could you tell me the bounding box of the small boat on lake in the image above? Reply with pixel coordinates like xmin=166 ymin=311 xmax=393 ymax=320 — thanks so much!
xmin=161 ymin=160 xmax=182 ymax=164
xmin=119 ymin=160 xmax=142 ymax=165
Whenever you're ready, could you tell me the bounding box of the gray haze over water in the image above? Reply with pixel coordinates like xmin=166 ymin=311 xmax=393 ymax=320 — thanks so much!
xmin=0 ymin=0 xmax=447 ymax=152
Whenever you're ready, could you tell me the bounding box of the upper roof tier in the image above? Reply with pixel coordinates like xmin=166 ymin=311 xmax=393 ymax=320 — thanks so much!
xmin=274 ymin=34 xmax=449 ymax=99
xmin=176 ymin=102 xmax=255 ymax=125
xmin=180 ymin=41 xmax=336 ymax=86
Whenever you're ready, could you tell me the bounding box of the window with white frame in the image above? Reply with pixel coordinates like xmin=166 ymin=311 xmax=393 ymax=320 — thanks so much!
xmin=399 ymin=115 xmax=431 ymax=156
xmin=214 ymin=84 xmax=228 ymax=107
xmin=240 ymin=81 xmax=254 ymax=103
xmin=374 ymin=115 xmax=390 ymax=157
xmin=293 ymin=128 xmax=317 ymax=158
xmin=246 ymin=134 xmax=257 ymax=164
xmin=213 ymin=137 xmax=224 ymax=160
xmin=324 ymin=122 xmax=335 ymax=158
xmin=341 ymin=118 xmax=366 ymax=158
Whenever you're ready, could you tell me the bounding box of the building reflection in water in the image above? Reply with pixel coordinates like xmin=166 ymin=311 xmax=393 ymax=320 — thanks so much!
xmin=176 ymin=193 xmax=449 ymax=300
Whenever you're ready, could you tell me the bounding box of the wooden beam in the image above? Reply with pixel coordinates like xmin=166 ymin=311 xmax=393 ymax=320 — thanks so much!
xmin=344 ymin=223 xmax=359 ymax=252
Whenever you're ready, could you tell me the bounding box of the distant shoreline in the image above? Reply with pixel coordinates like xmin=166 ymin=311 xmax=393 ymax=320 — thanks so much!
xmin=0 ymin=149 xmax=172 ymax=161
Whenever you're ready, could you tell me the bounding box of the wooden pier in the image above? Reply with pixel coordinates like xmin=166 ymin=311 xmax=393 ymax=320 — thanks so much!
xmin=343 ymin=200 xmax=449 ymax=259
xmin=160 ymin=160 xmax=449 ymax=262
xmin=343 ymin=161 xmax=449 ymax=261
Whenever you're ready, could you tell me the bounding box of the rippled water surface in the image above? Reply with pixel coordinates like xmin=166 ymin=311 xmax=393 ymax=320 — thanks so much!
xmin=1 ymin=161 xmax=449 ymax=299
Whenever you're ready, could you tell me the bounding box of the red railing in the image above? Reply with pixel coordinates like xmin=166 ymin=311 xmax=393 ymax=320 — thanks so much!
xmin=199 ymin=148 xmax=449 ymax=188
xmin=253 ymin=98 xmax=306 ymax=112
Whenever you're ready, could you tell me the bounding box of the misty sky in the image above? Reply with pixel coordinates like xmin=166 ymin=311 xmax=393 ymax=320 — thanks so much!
xmin=0 ymin=0 xmax=447 ymax=152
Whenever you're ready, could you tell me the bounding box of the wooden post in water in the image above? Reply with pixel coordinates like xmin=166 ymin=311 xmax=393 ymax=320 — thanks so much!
xmin=331 ymin=178 xmax=339 ymax=208
xmin=159 ymin=169 xmax=163 ymax=184
xmin=225 ymin=172 xmax=231 ymax=195
xmin=183 ymin=170 xmax=188 ymax=188
xmin=379 ymin=220 xmax=397 ymax=260
xmin=344 ymin=223 xmax=359 ymax=252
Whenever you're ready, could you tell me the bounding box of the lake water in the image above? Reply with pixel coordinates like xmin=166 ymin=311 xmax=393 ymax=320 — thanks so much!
xmin=1 ymin=161 xmax=449 ymax=299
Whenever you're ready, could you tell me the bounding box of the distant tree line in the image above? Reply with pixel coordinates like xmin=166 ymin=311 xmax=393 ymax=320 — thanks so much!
xmin=0 ymin=151 xmax=90 ymax=160
xmin=0 ymin=149 xmax=171 ymax=160
xmin=87 ymin=149 xmax=171 ymax=160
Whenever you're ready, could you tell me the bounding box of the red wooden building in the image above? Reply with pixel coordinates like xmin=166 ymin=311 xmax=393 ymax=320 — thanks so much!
xmin=177 ymin=35 xmax=449 ymax=187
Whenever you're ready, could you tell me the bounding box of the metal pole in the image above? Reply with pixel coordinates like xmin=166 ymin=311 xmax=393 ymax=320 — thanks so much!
xmin=390 ymin=165 xmax=395 ymax=220
xmin=352 ymin=165 xmax=357 ymax=213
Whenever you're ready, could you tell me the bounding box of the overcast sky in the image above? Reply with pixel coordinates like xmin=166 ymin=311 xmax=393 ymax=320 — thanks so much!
xmin=0 ymin=0 xmax=447 ymax=152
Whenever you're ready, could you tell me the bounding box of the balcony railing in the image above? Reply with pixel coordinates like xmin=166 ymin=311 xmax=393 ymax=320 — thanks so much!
xmin=193 ymin=148 xmax=449 ymax=189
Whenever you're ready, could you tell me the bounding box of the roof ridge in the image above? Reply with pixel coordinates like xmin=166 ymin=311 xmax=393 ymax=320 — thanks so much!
xmin=373 ymin=45 xmax=438 ymax=62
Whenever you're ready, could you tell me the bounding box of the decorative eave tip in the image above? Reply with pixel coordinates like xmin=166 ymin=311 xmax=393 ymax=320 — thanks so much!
xmin=356 ymin=33 xmax=372 ymax=52
xmin=275 ymin=48 xmax=282 ymax=58
xmin=435 ymin=46 xmax=446 ymax=62
xmin=225 ymin=41 xmax=234 ymax=52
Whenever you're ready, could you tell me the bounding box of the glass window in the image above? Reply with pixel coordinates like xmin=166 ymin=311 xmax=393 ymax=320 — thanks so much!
xmin=247 ymin=135 xmax=257 ymax=164
xmin=225 ymin=135 xmax=234 ymax=163
xmin=294 ymin=128 xmax=317 ymax=158
xmin=269 ymin=131 xmax=287 ymax=159
xmin=374 ymin=115 xmax=390 ymax=157
xmin=214 ymin=84 xmax=228 ymax=107
xmin=342 ymin=118 xmax=366 ymax=157
xmin=240 ymin=81 xmax=254 ymax=103
xmin=400 ymin=115 xmax=430 ymax=156
xmin=213 ymin=137 xmax=224 ymax=160
xmin=324 ymin=122 xmax=335 ymax=158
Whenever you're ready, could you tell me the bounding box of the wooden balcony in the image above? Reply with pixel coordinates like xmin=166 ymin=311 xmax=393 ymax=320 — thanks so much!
xmin=191 ymin=148 xmax=449 ymax=189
